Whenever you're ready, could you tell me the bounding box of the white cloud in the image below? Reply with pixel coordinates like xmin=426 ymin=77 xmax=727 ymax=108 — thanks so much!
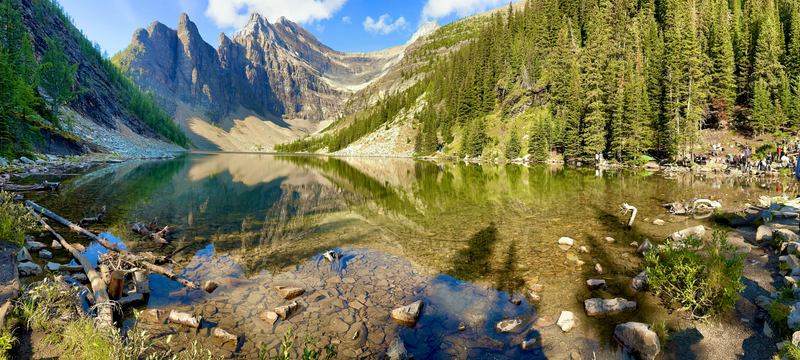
xmin=362 ymin=14 xmax=407 ymax=35
xmin=205 ymin=0 xmax=347 ymax=28
xmin=421 ymin=0 xmax=505 ymax=20
xmin=342 ymin=16 xmax=351 ymax=24
xmin=317 ymin=24 xmax=325 ymax=32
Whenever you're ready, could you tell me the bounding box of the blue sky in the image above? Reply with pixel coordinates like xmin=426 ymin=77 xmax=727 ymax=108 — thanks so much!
xmin=59 ymin=0 xmax=512 ymax=55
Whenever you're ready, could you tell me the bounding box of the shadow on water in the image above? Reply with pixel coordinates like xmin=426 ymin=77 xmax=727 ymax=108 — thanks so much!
xmin=447 ymin=223 xmax=499 ymax=282
xmin=497 ymin=239 xmax=525 ymax=296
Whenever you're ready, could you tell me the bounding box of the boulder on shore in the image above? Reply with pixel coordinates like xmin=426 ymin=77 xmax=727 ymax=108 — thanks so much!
xmin=669 ymin=225 xmax=705 ymax=242
xmin=18 ymin=262 xmax=41 ymax=276
xmin=756 ymin=225 xmax=773 ymax=243
xmin=630 ymin=271 xmax=649 ymax=293
xmin=584 ymin=298 xmax=637 ymax=317
xmin=391 ymin=300 xmax=424 ymax=328
xmin=17 ymin=247 xmax=31 ymax=263
xmin=614 ymin=322 xmax=661 ymax=360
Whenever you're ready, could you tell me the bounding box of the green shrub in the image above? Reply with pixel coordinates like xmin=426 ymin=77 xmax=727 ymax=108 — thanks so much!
xmin=260 ymin=328 xmax=335 ymax=360
xmin=0 ymin=191 xmax=42 ymax=246
xmin=777 ymin=342 xmax=800 ymax=360
xmin=0 ymin=329 xmax=15 ymax=360
xmin=651 ymin=321 xmax=668 ymax=346
xmin=770 ymin=302 xmax=792 ymax=336
xmin=644 ymin=227 xmax=746 ymax=319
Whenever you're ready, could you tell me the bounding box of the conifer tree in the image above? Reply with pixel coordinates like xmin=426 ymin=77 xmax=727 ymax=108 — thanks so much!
xmin=751 ymin=78 xmax=774 ymax=134
xmin=40 ymin=37 xmax=80 ymax=118
xmin=505 ymin=126 xmax=521 ymax=159
xmin=708 ymin=1 xmax=736 ymax=111
xmin=528 ymin=115 xmax=548 ymax=161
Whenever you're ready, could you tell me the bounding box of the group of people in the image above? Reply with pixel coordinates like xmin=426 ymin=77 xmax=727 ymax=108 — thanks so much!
xmin=722 ymin=140 xmax=798 ymax=174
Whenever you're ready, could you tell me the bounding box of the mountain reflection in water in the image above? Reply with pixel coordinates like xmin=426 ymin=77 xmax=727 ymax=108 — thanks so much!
xmin=28 ymin=153 xmax=786 ymax=359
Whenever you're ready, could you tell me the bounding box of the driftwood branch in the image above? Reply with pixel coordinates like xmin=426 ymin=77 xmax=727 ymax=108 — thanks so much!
xmin=620 ymin=203 xmax=638 ymax=227
xmin=25 ymin=200 xmax=198 ymax=289
xmin=79 ymin=206 xmax=106 ymax=225
xmin=34 ymin=215 xmax=113 ymax=327
xmin=0 ymin=181 xmax=60 ymax=192
xmin=132 ymin=221 xmax=168 ymax=244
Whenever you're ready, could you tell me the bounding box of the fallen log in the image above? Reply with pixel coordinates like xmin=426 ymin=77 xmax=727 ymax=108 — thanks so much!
xmin=26 ymin=200 xmax=198 ymax=289
xmin=79 ymin=206 xmax=106 ymax=225
xmin=35 ymin=215 xmax=113 ymax=327
xmin=0 ymin=181 xmax=60 ymax=192
xmin=132 ymin=221 xmax=168 ymax=244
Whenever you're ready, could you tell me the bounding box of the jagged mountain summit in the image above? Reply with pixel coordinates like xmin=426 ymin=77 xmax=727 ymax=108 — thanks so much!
xmin=115 ymin=13 xmax=439 ymax=151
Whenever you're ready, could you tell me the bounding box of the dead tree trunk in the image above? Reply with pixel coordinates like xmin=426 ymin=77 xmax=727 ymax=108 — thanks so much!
xmin=108 ymin=271 xmax=125 ymax=301
xmin=79 ymin=206 xmax=106 ymax=225
xmin=620 ymin=203 xmax=638 ymax=228
xmin=0 ymin=181 xmax=60 ymax=192
xmin=26 ymin=200 xmax=198 ymax=289
xmin=132 ymin=222 xmax=168 ymax=244
xmin=35 ymin=216 xmax=113 ymax=327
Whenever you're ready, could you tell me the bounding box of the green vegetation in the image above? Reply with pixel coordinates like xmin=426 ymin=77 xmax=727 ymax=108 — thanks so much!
xmin=769 ymin=302 xmax=792 ymax=336
xmin=0 ymin=191 xmax=42 ymax=246
xmin=259 ymin=328 xmax=335 ymax=360
xmin=0 ymin=0 xmax=189 ymax=154
xmin=643 ymin=228 xmax=745 ymax=319
xmin=278 ymin=0 xmax=800 ymax=161
xmin=0 ymin=329 xmax=15 ymax=360
xmin=776 ymin=343 xmax=800 ymax=360
xmin=650 ymin=321 xmax=668 ymax=347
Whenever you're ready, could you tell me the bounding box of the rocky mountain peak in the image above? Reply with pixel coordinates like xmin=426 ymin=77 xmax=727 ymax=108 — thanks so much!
xmin=407 ymin=20 xmax=441 ymax=45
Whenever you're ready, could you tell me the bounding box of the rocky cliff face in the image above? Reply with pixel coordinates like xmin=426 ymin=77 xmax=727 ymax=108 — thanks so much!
xmin=116 ymin=13 xmax=440 ymax=150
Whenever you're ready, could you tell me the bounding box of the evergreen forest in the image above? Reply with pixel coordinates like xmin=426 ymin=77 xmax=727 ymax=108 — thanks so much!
xmin=0 ymin=0 xmax=189 ymax=157
xmin=278 ymin=0 xmax=800 ymax=162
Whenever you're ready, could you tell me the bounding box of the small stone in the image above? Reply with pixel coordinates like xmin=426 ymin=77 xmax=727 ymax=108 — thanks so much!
xmin=584 ymin=298 xmax=637 ymax=317
xmin=637 ymin=239 xmax=657 ymax=256
xmin=528 ymin=291 xmax=541 ymax=302
xmin=202 ymin=281 xmax=219 ymax=293
xmin=594 ymin=264 xmax=603 ymax=274
xmin=258 ymin=311 xmax=279 ymax=325
xmin=556 ymin=311 xmax=576 ymax=332
xmin=458 ymin=323 xmax=466 ymax=331
xmin=614 ymin=322 xmax=661 ymax=360
xmin=45 ymin=262 xmax=61 ymax=272
xmin=38 ymin=250 xmax=52 ymax=259
xmin=764 ymin=323 xmax=774 ymax=338
xmin=576 ymin=259 xmax=585 ymax=266
xmin=51 ymin=240 xmax=63 ymax=250
xmin=71 ymin=273 xmax=88 ymax=283
xmin=756 ymin=225 xmax=773 ymax=243
xmin=213 ymin=328 xmax=239 ymax=348
xmin=529 ymin=284 xmax=544 ymax=292
xmin=755 ymin=295 xmax=772 ymax=310
xmin=273 ymin=286 xmax=305 ymax=300
xmin=386 ymin=336 xmax=411 ymax=360
xmin=558 ymin=237 xmax=574 ymax=247
xmin=521 ymin=338 xmax=537 ymax=351
xmin=652 ymin=219 xmax=665 ymax=225
xmin=26 ymin=241 xmax=46 ymax=251
xmin=510 ymin=294 xmax=524 ymax=306
xmin=629 ymin=241 xmax=639 ymax=248
xmin=391 ymin=300 xmax=424 ymax=328
xmin=578 ymin=246 xmax=589 ymax=254
xmin=792 ymin=331 xmax=800 ymax=347
xmin=17 ymin=247 xmax=32 ymax=263
xmin=605 ymin=237 xmax=616 ymax=243
xmin=586 ymin=279 xmax=607 ymax=290
xmin=495 ymin=314 xmax=533 ymax=333
xmin=274 ymin=301 xmax=301 ymax=320
xmin=534 ymin=315 xmax=554 ymax=328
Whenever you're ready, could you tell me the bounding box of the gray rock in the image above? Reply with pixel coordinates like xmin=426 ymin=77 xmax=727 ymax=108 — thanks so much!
xmin=17 ymin=247 xmax=31 ymax=263
xmin=584 ymin=298 xmax=637 ymax=317
xmin=51 ymin=240 xmax=63 ymax=250
xmin=757 ymin=225 xmax=774 ymax=243
xmin=669 ymin=225 xmax=705 ymax=242
xmin=391 ymin=300 xmax=424 ymax=328
xmin=19 ymin=156 xmax=32 ymax=164
xmin=765 ymin=323 xmax=774 ymax=338
xmin=45 ymin=262 xmax=61 ymax=272
xmin=793 ymin=268 xmax=800 ymax=276
xmin=257 ymin=311 xmax=279 ymax=325
xmin=273 ymin=285 xmax=305 ymax=300
xmin=18 ymin=262 xmax=41 ymax=276
xmin=793 ymin=331 xmax=800 ymax=347
xmin=630 ymin=271 xmax=648 ymax=293
xmin=0 ymin=157 xmax=7 ymax=167
xmin=614 ymin=322 xmax=661 ymax=360
xmin=274 ymin=301 xmax=301 ymax=320
xmin=71 ymin=273 xmax=88 ymax=283
xmin=510 ymin=293 xmax=524 ymax=306
xmin=141 ymin=309 xmax=170 ymax=324
xmin=785 ymin=276 xmax=800 ymax=288
xmin=26 ymin=241 xmax=46 ymax=252
xmin=587 ymin=279 xmax=607 ymax=290
xmin=789 ymin=242 xmax=800 ymax=255
xmin=788 ymin=307 xmax=800 ymax=330
xmin=794 ymin=289 xmax=800 ymax=301
xmin=386 ymin=336 xmax=411 ymax=360
xmin=637 ymin=239 xmax=657 ymax=256
xmin=495 ymin=314 xmax=533 ymax=333
xmin=776 ymin=229 xmax=800 ymax=243
xmin=38 ymin=250 xmax=52 ymax=259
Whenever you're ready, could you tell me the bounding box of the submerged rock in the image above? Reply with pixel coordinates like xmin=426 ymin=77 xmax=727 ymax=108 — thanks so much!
xmin=636 ymin=239 xmax=657 ymax=256
xmin=652 ymin=219 xmax=665 ymax=225
xmin=458 ymin=323 xmax=467 ymax=331
xmin=594 ymin=264 xmax=604 ymax=274
xmin=274 ymin=301 xmax=301 ymax=320
xmin=604 ymin=237 xmax=616 ymax=243
xmin=26 ymin=241 xmax=46 ymax=252
xmin=202 ymin=281 xmax=218 ymax=293
xmin=534 ymin=315 xmax=554 ymax=328
xmin=273 ymin=285 xmax=305 ymax=300
xmin=38 ymin=250 xmax=52 ymax=259
xmin=386 ymin=336 xmax=411 ymax=360
xmin=586 ymin=279 xmax=607 ymax=290
xmin=258 ymin=311 xmax=279 ymax=325
xmin=391 ymin=300 xmax=424 ymax=328
xmin=558 ymin=237 xmax=574 ymax=247
xmin=669 ymin=225 xmax=706 ymax=242
xmin=521 ymin=338 xmax=538 ymax=351
xmin=585 ymin=298 xmax=637 ymax=317
xmin=141 ymin=309 xmax=170 ymax=324
xmin=614 ymin=322 xmax=661 ymax=360
xmin=213 ymin=327 xmax=239 ymax=348
xmin=556 ymin=311 xmax=576 ymax=332
xmin=168 ymin=311 xmax=201 ymax=328
xmin=495 ymin=314 xmax=533 ymax=333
